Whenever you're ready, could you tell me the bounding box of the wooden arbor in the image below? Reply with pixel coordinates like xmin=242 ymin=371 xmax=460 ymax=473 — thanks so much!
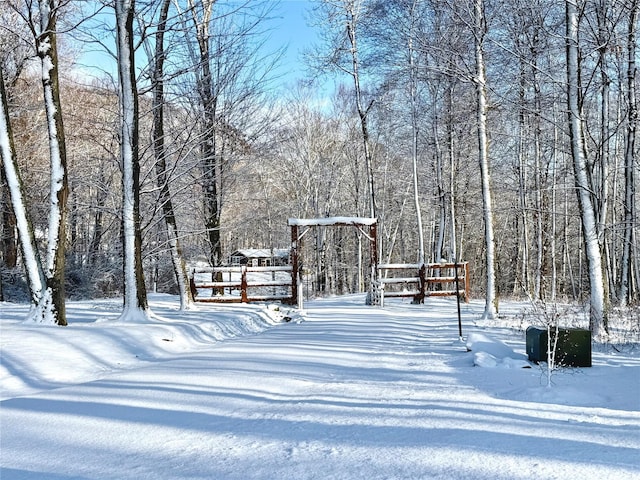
xmin=288 ymin=217 xmax=378 ymax=308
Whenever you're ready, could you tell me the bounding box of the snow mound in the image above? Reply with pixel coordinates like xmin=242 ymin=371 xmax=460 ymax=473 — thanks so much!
xmin=466 ymin=332 xmax=532 ymax=369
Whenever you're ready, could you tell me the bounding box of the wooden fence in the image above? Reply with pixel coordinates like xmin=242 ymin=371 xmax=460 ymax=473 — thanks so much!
xmin=371 ymin=262 xmax=470 ymax=307
xmin=190 ymin=265 xmax=293 ymax=303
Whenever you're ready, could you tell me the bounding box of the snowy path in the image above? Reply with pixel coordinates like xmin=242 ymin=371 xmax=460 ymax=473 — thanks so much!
xmin=1 ymin=295 xmax=639 ymax=479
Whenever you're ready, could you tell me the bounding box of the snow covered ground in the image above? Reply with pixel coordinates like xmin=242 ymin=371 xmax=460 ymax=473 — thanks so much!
xmin=1 ymin=294 xmax=639 ymax=479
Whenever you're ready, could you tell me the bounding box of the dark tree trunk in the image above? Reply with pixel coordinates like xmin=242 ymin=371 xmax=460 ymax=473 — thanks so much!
xmin=152 ymin=0 xmax=193 ymax=309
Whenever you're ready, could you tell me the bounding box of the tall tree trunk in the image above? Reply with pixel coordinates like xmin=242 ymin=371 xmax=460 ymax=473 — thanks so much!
xmin=88 ymin=169 xmax=107 ymax=267
xmin=532 ymin=52 xmax=545 ymax=301
xmin=550 ymin=115 xmax=559 ymax=300
xmin=446 ymin=83 xmax=458 ymax=264
xmin=596 ymin=0 xmax=613 ymax=301
xmin=188 ymin=0 xmax=223 ymax=271
xmin=0 ymin=63 xmax=46 ymax=306
xmin=432 ymin=92 xmax=446 ymax=264
xmin=474 ymin=0 xmax=497 ymax=319
xmin=345 ymin=1 xmax=377 ymax=220
xmin=152 ymin=0 xmax=193 ymax=310
xmin=619 ymin=0 xmax=638 ymax=305
xmin=116 ymin=0 xmax=148 ymax=319
xmin=566 ymin=0 xmax=608 ymax=335
xmin=32 ymin=0 xmax=68 ymax=325
xmin=1 ymin=167 xmax=18 ymax=269
xmin=516 ymin=56 xmax=531 ymax=296
xmin=407 ymin=3 xmax=424 ymax=264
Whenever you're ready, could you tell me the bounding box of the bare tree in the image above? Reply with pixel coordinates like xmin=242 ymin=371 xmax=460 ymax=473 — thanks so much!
xmin=405 ymin=0 xmax=425 ymax=264
xmin=32 ymin=0 xmax=70 ymax=325
xmin=182 ymin=0 xmax=222 ymax=269
xmin=115 ymin=0 xmax=148 ymax=320
xmin=618 ymin=0 xmax=638 ymax=306
xmin=172 ymin=0 xmax=281 ymax=276
xmin=473 ymin=0 xmax=497 ymax=319
xmin=566 ymin=0 xmax=608 ymax=335
xmin=145 ymin=0 xmax=193 ymax=309
xmin=312 ymin=0 xmax=378 ymax=220
xmin=0 ymin=62 xmax=46 ymax=307
xmin=0 ymin=4 xmax=32 ymax=275
xmin=6 ymin=0 xmax=71 ymax=324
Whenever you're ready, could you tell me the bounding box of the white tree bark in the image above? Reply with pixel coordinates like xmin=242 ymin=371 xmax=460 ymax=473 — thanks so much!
xmin=345 ymin=0 xmax=377 ymax=221
xmin=566 ymin=0 xmax=608 ymax=335
xmin=474 ymin=0 xmax=497 ymax=320
xmin=116 ymin=0 xmax=149 ymax=321
xmin=31 ymin=0 xmax=68 ymax=326
xmin=0 ymin=64 xmax=45 ymax=307
xmin=407 ymin=1 xmax=424 ymax=265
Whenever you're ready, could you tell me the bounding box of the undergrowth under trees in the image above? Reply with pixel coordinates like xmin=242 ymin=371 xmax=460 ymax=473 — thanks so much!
xmin=0 ymin=0 xmax=638 ymax=329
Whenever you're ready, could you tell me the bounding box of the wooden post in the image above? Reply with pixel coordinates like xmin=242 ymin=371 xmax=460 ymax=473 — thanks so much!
xmin=290 ymin=224 xmax=298 ymax=306
xmin=454 ymin=260 xmax=463 ymax=339
xmin=240 ymin=266 xmax=248 ymax=303
xmin=369 ymin=223 xmax=378 ymax=273
xmin=369 ymin=222 xmax=378 ymax=299
xmin=414 ymin=264 xmax=426 ymax=304
xmin=464 ymin=262 xmax=470 ymax=302
xmin=189 ymin=270 xmax=198 ymax=299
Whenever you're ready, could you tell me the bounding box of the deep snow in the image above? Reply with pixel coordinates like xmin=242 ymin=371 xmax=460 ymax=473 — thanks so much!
xmin=1 ymin=294 xmax=639 ymax=479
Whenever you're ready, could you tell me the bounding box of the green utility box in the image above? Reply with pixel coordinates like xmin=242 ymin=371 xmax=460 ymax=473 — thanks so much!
xmin=526 ymin=326 xmax=592 ymax=367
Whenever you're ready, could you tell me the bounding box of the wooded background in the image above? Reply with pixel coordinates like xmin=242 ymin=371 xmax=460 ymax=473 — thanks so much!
xmin=0 ymin=0 xmax=638 ymax=328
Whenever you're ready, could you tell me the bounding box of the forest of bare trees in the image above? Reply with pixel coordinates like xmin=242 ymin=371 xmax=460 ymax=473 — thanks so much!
xmin=0 ymin=0 xmax=638 ymax=332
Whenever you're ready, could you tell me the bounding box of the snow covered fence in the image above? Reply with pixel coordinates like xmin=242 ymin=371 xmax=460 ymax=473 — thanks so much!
xmin=190 ymin=265 xmax=293 ymax=304
xmin=372 ymin=262 xmax=470 ymax=307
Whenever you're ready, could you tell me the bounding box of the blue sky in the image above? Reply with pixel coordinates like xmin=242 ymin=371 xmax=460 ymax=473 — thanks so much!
xmin=269 ymin=0 xmax=319 ymax=87
xmin=74 ymin=1 xmax=320 ymax=90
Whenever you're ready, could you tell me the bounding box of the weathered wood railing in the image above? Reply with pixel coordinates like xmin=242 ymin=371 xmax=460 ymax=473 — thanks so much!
xmin=190 ymin=265 xmax=293 ymax=303
xmin=371 ymin=262 xmax=469 ymax=307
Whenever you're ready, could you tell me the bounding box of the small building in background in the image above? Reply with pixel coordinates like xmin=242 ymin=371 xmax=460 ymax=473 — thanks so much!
xmin=228 ymin=248 xmax=289 ymax=267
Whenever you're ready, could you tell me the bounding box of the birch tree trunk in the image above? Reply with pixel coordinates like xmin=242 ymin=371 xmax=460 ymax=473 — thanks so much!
xmin=407 ymin=1 xmax=424 ymax=265
xmin=446 ymin=84 xmax=458 ymax=264
xmin=151 ymin=0 xmax=193 ymax=310
xmin=566 ymin=0 xmax=608 ymax=335
xmin=0 ymin=63 xmax=45 ymax=307
xmin=516 ymin=60 xmax=531 ymax=296
xmin=32 ymin=0 xmax=68 ymax=325
xmin=344 ymin=0 xmax=377 ymax=220
xmin=116 ymin=0 xmax=149 ymax=320
xmin=618 ymin=0 xmax=638 ymax=306
xmin=595 ymin=0 xmax=613 ymax=301
xmin=532 ymin=53 xmax=545 ymax=301
xmin=432 ymin=89 xmax=446 ymax=264
xmin=474 ymin=0 xmax=497 ymax=319
xmin=550 ymin=115 xmax=559 ymax=300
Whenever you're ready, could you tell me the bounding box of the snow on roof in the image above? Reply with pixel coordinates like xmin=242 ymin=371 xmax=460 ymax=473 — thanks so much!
xmin=287 ymin=217 xmax=377 ymax=227
xmin=231 ymin=248 xmax=289 ymax=258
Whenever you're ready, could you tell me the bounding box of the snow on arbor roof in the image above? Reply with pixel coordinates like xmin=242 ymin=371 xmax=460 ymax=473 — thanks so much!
xmin=287 ymin=217 xmax=377 ymax=227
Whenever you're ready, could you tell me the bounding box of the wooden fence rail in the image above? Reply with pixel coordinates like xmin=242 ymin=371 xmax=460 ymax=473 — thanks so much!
xmin=371 ymin=262 xmax=470 ymax=307
xmin=190 ymin=265 xmax=293 ymax=303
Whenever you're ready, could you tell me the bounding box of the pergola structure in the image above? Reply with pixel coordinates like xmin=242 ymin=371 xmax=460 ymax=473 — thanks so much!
xmin=288 ymin=217 xmax=378 ymax=308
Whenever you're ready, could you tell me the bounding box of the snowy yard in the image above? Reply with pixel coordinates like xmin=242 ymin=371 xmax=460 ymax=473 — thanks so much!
xmin=1 ymin=294 xmax=639 ymax=479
